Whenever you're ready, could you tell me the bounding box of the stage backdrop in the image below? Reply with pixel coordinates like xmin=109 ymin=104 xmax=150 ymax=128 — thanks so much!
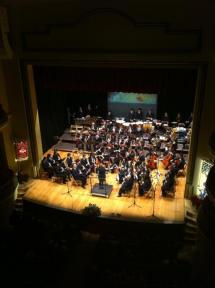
xmin=108 ymin=92 xmax=157 ymax=120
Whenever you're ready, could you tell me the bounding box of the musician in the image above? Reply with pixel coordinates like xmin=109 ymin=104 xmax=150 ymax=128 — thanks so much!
xmin=65 ymin=152 xmax=73 ymax=168
xmin=128 ymin=108 xmax=135 ymax=122
xmin=41 ymin=156 xmax=54 ymax=178
xmin=80 ymin=155 xmax=91 ymax=177
xmin=71 ymin=163 xmax=87 ymax=188
xmin=162 ymin=112 xmax=169 ymax=122
xmin=53 ymin=162 xmax=69 ymax=183
xmin=52 ymin=148 xmax=62 ymax=163
xmin=176 ymin=112 xmax=182 ymax=123
xmin=89 ymin=152 xmax=96 ymax=172
xmin=161 ymin=171 xmax=175 ymax=197
xmin=186 ymin=112 xmax=193 ymax=127
xmin=177 ymin=154 xmax=186 ymax=171
xmin=117 ymin=166 xmax=127 ymax=184
xmin=46 ymin=153 xmax=56 ymax=166
xmin=139 ymin=171 xmax=152 ymax=196
xmin=136 ymin=108 xmax=143 ymax=120
xmin=85 ymin=104 xmax=92 ymax=117
xmin=97 ymin=163 xmax=106 ymax=189
xmin=76 ymin=106 xmax=84 ymax=118
xmin=80 ymin=154 xmax=89 ymax=168
xmin=107 ymin=110 xmax=113 ymax=120
xmin=118 ymin=172 xmax=134 ymax=197
xmin=145 ymin=109 xmax=154 ymax=120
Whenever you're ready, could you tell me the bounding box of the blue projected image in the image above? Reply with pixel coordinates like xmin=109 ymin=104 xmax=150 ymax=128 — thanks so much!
xmin=108 ymin=92 xmax=158 ymax=120
xmin=108 ymin=92 xmax=157 ymax=104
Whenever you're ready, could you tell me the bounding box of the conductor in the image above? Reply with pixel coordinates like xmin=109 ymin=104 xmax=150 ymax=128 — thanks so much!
xmin=97 ymin=163 xmax=106 ymax=189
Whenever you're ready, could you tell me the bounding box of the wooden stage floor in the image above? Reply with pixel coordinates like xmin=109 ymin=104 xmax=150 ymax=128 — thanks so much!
xmin=24 ymin=154 xmax=185 ymax=223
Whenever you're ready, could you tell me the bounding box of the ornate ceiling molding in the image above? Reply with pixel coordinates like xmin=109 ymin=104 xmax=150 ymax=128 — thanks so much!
xmin=21 ymin=8 xmax=201 ymax=54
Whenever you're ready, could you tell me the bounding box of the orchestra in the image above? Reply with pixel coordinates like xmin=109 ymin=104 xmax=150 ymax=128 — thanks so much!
xmin=41 ymin=108 xmax=191 ymax=198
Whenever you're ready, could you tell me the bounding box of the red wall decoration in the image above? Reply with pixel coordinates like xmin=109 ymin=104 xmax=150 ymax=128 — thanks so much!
xmin=15 ymin=141 xmax=28 ymax=161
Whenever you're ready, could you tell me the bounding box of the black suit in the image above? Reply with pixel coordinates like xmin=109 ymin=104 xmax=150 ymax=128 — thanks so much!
xmin=136 ymin=111 xmax=143 ymax=120
xmin=66 ymin=156 xmax=73 ymax=167
xmin=97 ymin=166 xmax=106 ymax=188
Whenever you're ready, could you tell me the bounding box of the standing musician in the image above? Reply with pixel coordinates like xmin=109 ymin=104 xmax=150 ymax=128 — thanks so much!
xmin=65 ymin=152 xmax=73 ymax=168
xmin=128 ymin=108 xmax=135 ymax=122
xmin=97 ymin=162 xmax=106 ymax=189
xmin=136 ymin=108 xmax=143 ymax=120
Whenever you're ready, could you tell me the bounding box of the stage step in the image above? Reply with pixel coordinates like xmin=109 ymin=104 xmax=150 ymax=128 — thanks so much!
xmin=186 ymin=222 xmax=198 ymax=229
xmin=14 ymin=180 xmax=33 ymax=212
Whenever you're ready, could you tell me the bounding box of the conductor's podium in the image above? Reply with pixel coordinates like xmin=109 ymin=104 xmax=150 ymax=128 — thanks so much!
xmin=89 ymin=176 xmax=113 ymax=198
xmin=91 ymin=183 xmax=113 ymax=198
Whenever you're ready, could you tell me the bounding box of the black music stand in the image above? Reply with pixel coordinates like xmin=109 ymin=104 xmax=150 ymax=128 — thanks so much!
xmin=128 ymin=180 xmax=142 ymax=208
xmin=150 ymin=171 xmax=161 ymax=221
xmin=62 ymin=179 xmax=72 ymax=197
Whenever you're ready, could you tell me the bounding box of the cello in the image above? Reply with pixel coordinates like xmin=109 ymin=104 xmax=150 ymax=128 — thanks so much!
xmin=162 ymin=152 xmax=173 ymax=169
xmin=147 ymin=152 xmax=158 ymax=170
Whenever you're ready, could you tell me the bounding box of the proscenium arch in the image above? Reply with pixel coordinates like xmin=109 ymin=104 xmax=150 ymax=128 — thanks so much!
xmin=22 ymin=59 xmax=205 ymax=199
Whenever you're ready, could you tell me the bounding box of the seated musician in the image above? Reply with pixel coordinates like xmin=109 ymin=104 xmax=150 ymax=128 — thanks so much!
xmin=89 ymin=152 xmax=96 ymax=173
xmin=52 ymin=148 xmax=63 ymax=163
xmin=53 ymin=162 xmax=70 ymax=183
xmin=80 ymin=154 xmax=89 ymax=168
xmin=79 ymin=155 xmax=91 ymax=177
xmin=136 ymin=108 xmax=143 ymax=120
xmin=139 ymin=171 xmax=152 ymax=196
xmin=71 ymin=163 xmax=87 ymax=188
xmin=117 ymin=166 xmax=127 ymax=184
xmin=109 ymin=153 xmax=120 ymax=173
xmin=178 ymin=154 xmax=186 ymax=170
xmin=41 ymin=156 xmax=54 ymax=178
xmin=161 ymin=172 xmax=175 ymax=197
xmin=47 ymin=153 xmax=56 ymax=166
xmin=118 ymin=172 xmax=134 ymax=197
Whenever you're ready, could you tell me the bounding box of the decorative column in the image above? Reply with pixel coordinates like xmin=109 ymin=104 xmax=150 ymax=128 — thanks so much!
xmin=190 ymin=132 xmax=215 ymax=288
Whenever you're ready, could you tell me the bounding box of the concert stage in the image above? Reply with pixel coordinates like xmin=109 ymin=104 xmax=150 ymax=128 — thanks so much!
xmin=24 ymin=149 xmax=186 ymax=224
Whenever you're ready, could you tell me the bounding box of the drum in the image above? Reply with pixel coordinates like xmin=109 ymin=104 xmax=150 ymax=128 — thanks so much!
xmin=143 ymin=121 xmax=153 ymax=132
xmin=143 ymin=122 xmax=148 ymax=132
